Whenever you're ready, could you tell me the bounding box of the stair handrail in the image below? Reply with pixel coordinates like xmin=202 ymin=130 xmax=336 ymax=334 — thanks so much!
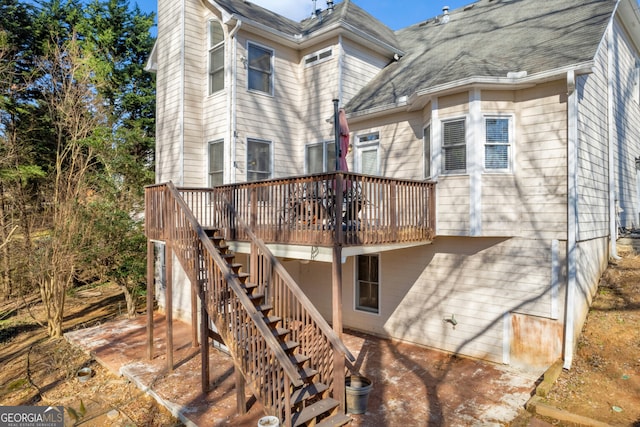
xmin=211 ymin=186 xmax=356 ymax=363
xmin=164 ymin=182 xmax=305 ymax=388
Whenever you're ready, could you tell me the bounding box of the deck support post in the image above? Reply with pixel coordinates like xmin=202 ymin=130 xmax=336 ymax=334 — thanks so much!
xmin=146 ymin=239 xmax=154 ymax=360
xmin=235 ymin=367 xmax=247 ymax=414
xmin=166 ymin=242 xmax=174 ymax=372
xmin=190 ymin=268 xmax=199 ymax=348
xmin=200 ymin=283 xmax=210 ymax=392
xmin=332 ymin=244 xmax=346 ymax=411
xmin=332 ymin=166 xmax=346 ymax=411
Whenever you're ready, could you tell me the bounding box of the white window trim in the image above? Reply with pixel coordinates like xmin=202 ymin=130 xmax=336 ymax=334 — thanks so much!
xmin=246 ymin=137 xmax=273 ymax=181
xmin=355 ymin=132 xmax=380 ymax=175
xmin=305 ymin=140 xmax=336 ymax=174
xmin=633 ymin=59 xmax=640 ymax=105
xmin=423 ymin=123 xmax=432 ymax=180
xmin=303 ymin=47 xmax=333 ymax=67
xmin=482 ymin=114 xmax=515 ymax=174
xmin=354 ymin=253 xmax=381 ymax=316
xmin=246 ymin=41 xmax=275 ymax=96
xmin=207 ymin=139 xmax=224 ymax=187
xmin=441 ymin=116 xmax=468 ymax=176
xmin=208 ymin=20 xmax=225 ymax=96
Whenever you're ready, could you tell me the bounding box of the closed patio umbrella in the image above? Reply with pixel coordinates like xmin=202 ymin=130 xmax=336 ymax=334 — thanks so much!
xmin=338 ymin=108 xmax=349 ymax=173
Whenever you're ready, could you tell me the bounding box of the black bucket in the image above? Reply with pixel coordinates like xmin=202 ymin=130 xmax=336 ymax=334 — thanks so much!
xmin=345 ymin=375 xmax=373 ymax=414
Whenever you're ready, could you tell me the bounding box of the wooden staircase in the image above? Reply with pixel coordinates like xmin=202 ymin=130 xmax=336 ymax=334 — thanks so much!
xmin=203 ymin=227 xmax=351 ymax=427
xmin=146 ymin=183 xmax=355 ymax=427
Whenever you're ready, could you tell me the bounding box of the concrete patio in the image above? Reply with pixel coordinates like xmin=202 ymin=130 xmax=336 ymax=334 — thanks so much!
xmin=65 ymin=313 xmax=542 ymax=426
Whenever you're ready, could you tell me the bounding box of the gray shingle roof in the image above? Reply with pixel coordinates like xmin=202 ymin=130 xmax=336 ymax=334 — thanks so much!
xmin=346 ymin=0 xmax=617 ymax=114
xmin=212 ymin=0 xmax=400 ymax=52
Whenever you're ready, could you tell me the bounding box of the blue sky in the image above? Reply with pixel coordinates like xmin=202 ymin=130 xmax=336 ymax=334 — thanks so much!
xmin=133 ymin=0 xmax=473 ymax=31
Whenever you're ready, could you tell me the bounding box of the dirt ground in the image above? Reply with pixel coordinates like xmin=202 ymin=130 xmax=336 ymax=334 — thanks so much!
xmin=0 ymin=285 xmax=183 ymax=426
xmin=511 ymin=240 xmax=640 ymax=427
xmin=2 ymin=241 xmax=640 ymax=427
xmin=540 ymin=241 xmax=640 ymax=426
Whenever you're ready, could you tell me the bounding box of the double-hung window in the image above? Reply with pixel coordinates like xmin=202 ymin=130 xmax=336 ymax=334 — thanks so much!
xmin=423 ymin=124 xmax=431 ymax=179
xmin=208 ymin=140 xmax=224 ymax=186
xmin=247 ymin=138 xmax=271 ymax=181
xmin=208 ymin=21 xmax=224 ymax=94
xmin=356 ymin=254 xmax=380 ymax=314
xmin=248 ymin=43 xmax=273 ymax=94
xmin=305 ymin=141 xmax=336 ymax=174
xmin=356 ymin=132 xmax=380 ymax=175
xmin=484 ymin=116 xmax=512 ymax=171
xmin=442 ymin=119 xmax=466 ymax=173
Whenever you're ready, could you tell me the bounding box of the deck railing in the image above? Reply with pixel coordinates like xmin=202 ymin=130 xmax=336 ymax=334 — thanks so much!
xmin=177 ymin=172 xmax=436 ymax=247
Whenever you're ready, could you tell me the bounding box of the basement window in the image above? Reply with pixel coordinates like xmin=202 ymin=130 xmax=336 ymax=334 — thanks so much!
xmin=356 ymin=254 xmax=379 ymax=314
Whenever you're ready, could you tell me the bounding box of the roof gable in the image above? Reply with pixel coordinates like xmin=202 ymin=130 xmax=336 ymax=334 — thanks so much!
xmin=208 ymin=0 xmax=401 ymax=54
xmin=346 ymin=0 xmax=617 ymax=114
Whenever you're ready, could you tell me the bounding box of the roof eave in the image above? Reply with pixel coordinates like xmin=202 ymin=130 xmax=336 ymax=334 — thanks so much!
xmin=348 ymin=61 xmax=595 ymax=123
xmin=217 ymin=14 xmax=404 ymax=56
xmin=145 ymin=40 xmax=158 ymax=73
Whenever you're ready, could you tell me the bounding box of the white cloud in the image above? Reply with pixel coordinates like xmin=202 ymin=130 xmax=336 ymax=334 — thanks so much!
xmin=250 ymin=0 xmax=316 ymax=21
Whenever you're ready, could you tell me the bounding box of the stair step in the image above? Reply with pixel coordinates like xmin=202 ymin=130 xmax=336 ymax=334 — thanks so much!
xmin=264 ymin=315 xmax=282 ymax=327
xmin=281 ymin=340 xmax=299 ymax=354
xmin=239 ymin=281 xmax=258 ymax=293
xmin=221 ymin=253 xmax=235 ymax=262
xmin=292 ymin=397 xmax=340 ymax=427
xmin=300 ymin=367 xmax=318 ymax=382
xmin=291 ymin=382 xmax=329 ymax=405
xmin=255 ymin=304 xmax=273 ymax=315
xmin=202 ymin=226 xmax=220 ymax=236
xmin=315 ymin=413 xmax=352 ymax=427
xmin=290 ymin=353 xmax=310 ymax=367
xmin=249 ymin=293 xmax=265 ymax=305
xmin=272 ymin=327 xmax=290 ymax=339
xmin=235 ymin=272 xmax=251 ymax=284
xmin=215 ymin=243 xmax=230 ymax=253
xmin=229 ymin=263 xmax=243 ymax=272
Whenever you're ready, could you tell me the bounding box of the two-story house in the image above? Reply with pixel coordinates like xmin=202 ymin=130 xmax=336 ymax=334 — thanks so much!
xmin=145 ymin=0 xmax=640 ymax=424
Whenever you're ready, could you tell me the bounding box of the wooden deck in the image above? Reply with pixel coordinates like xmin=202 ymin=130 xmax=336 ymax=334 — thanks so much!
xmin=147 ymin=172 xmax=436 ymax=248
xmin=143 ymin=174 xmax=436 ymax=426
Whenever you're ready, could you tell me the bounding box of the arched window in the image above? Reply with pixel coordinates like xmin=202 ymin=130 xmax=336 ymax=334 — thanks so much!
xmin=208 ymin=20 xmax=224 ymax=94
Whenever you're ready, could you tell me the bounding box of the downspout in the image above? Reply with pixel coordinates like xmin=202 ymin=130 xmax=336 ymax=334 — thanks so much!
xmin=228 ymin=20 xmax=241 ymax=183
xmin=564 ymin=69 xmax=578 ymax=370
xmin=607 ymin=24 xmax=620 ymax=259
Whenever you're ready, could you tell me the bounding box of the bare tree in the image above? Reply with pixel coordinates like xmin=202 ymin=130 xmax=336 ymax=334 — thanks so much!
xmin=31 ymin=33 xmax=105 ymax=337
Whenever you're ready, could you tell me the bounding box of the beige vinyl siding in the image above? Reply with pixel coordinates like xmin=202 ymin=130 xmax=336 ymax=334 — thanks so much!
xmin=514 ymin=81 xmax=568 ymax=240
xmin=611 ymin=20 xmax=640 ymax=228
xmin=156 ymin=0 xmax=185 ymax=184
xmin=292 ymin=237 xmax=560 ymax=364
xmin=481 ymin=175 xmax=522 ymax=233
xmin=437 ymin=176 xmax=470 ymax=235
xmin=181 ymin=1 xmax=206 ymax=186
xmin=300 ymin=42 xmax=339 ymax=143
xmin=350 ymin=112 xmax=424 ymax=179
xmin=576 ymin=37 xmax=609 ymax=240
xmin=568 ymin=237 xmax=608 ymax=353
xmin=341 ymin=40 xmax=389 ymax=105
xmin=234 ymin=33 xmax=304 ymax=179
